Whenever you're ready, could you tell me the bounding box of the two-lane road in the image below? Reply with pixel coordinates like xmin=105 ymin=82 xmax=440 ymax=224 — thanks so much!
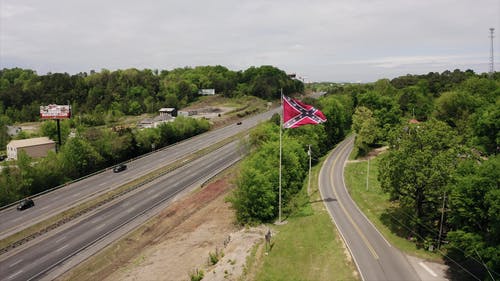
xmin=319 ymin=136 xmax=420 ymax=281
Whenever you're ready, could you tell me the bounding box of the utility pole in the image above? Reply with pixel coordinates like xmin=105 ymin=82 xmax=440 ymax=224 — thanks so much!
xmin=489 ymin=28 xmax=495 ymax=77
xmin=437 ymin=192 xmax=446 ymax=250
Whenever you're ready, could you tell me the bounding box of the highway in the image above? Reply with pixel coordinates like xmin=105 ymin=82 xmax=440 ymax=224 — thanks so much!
xmin=0 ymin=140 xmax=244 ymax=281
xmin=0 ymin=107 xmax=279 ymax=240
xmin=319 ymin=136 xmax=420 ymax=281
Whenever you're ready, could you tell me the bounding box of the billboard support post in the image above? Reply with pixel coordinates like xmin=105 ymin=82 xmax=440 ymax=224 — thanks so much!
xmin=40 ymin=104 xmax=71 ymax=153
xmin=56 ymin=119 xmax=61 ymax=152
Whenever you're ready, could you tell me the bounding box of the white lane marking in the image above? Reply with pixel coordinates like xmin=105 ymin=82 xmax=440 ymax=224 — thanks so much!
xmin=419 ymin=261 xmax=437 ymax=277
xmin=98 ymin=182 xmax=106 ymax=187
xmin=55 ymin=236 xmax=66 ymax=244
xmin=56 ymin=244 xmax=68 ymax=252
xmin=40 ymin=205 xmax=50 ymax=211
xmin=96 ymin=223 xmax=106 ymax=230
xmin=8 ymin=259 xmax=23 ymax=268
xmin=72 ymin=192 xmax=82 ymax=197
xmin=7 ymin=270 xmax=23 ymax=280
xmin=126 ymin=207 xmax=137 ymax=214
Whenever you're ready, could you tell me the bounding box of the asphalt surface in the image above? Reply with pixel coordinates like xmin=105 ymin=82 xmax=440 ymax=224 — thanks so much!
xmin=319 ymin=136 xmax=421 ymax=281
xmin=0 ymin=108 xmax=279 ymax=239
xmin=0 ymin=140 xmax=244 ymax=281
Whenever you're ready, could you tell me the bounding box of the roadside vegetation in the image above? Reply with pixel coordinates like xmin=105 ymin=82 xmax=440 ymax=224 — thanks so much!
xmin=246 ymin=161 xmax=359 ymax=281
xmin=0 ymin=65 xmax=301 ymax=207
xmin=318 ymin=71 xmax=499 ymax=281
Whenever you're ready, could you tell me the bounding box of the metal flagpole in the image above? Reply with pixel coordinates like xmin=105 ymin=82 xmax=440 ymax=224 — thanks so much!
xmin=279 ymin=88 xmax=283 ymax=223
xmin=307 ymin=145 xmax=311 ymax=195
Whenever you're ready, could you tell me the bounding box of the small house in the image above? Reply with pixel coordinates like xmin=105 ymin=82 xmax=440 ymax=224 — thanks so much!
xmin=6 ymin=137 xmax=56 ymax=160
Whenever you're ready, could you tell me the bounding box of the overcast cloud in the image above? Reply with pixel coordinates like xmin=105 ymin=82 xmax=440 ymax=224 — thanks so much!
xmin=1 ymin=0 xmax=499 ymax=82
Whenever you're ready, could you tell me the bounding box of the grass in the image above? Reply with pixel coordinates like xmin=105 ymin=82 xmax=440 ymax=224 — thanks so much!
xmin=249 ymin=160 xmax=359 ymax=281
xmin=344 ymin=157 xmax=442 ymax=261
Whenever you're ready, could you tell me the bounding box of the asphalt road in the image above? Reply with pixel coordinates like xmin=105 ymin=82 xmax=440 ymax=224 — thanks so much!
xmin=319 ymin=136 xmax=420 ymax=281
xmin=0 ymin=140 xmax=244 ymax=281
xmin=0 ymin=108 xmax=279 ymax=239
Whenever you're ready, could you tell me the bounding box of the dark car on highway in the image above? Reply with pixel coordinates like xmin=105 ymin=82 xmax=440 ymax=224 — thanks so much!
xmin=113 ymin=163 xmax=127 ymax=173
xmin=17 ymin=198 xmax=35 ymax=211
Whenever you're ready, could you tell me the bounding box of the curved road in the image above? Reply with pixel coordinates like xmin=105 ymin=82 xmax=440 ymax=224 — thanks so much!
xmin=319 ymin=136 xmax=420 ymax=281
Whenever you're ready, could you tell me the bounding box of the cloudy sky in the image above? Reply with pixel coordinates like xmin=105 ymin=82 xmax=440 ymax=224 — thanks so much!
xmin=1 ymin=0 xmax=499 ymax=82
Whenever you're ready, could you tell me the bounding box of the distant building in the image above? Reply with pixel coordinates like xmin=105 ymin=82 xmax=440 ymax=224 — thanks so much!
xmin=199 ymin=89 xmax=215 ymax=96
xmin=159 ymin=108 xmax=177 ymax=117
xmin=6 ymin=126 xmax=22 ymax=137
xmin=138 ymin=108 xmax=176 ymax=129
xmin=6 ymin=137 xmax=56 ymax=160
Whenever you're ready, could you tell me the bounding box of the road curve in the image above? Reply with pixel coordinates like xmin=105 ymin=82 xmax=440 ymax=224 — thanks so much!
xmin=319 ymin=136 xmax=420 ymax=281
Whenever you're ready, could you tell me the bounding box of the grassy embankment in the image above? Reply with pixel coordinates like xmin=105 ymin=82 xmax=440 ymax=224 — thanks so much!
xmin=245 ymin=157 xmax=359 ymax=281
xmin=344 ymin=155 xmax=442 ymax=261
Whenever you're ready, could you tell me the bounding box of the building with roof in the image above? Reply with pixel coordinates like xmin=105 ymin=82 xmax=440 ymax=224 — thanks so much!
xmin=6 ymin=137 xmax=56 ymax=160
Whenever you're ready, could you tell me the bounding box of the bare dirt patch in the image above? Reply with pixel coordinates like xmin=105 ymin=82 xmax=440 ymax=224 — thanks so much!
xmin=59 ymin=172 xmax=264 ymax=281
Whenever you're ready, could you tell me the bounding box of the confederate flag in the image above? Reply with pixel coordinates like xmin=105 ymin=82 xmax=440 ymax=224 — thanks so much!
xmin=283 ymin=95 xmax=327 ymax=128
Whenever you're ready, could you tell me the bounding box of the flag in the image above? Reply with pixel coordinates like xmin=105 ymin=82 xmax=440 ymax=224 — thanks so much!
xmin=282 ymin=95 xmax=327 ymax=128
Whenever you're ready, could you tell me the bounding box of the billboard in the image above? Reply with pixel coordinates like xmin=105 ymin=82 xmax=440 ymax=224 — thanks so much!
xmin=40 ymin=104 xmax=72 ymax=119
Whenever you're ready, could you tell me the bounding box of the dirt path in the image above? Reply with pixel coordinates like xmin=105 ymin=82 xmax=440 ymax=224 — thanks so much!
xmin=94 ymin=174 xmax=265 ymax=281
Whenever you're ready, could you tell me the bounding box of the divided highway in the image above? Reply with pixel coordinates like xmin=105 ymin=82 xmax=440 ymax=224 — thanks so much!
xmin=319 ymin=136 xmax=420 ymax=281
xmin=0 ymin=108 xmax=278 ymax=239
xmin=0 ymin=140 xmax=244 ymax=281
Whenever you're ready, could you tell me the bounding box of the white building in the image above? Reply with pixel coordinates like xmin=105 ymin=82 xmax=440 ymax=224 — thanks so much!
xmin=6 ymin=137 xmax=56 ymax=160
xmin=199 ymin=89 xmax=215 ymax=96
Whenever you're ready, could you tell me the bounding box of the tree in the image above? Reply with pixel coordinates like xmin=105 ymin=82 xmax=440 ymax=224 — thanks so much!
xmin=378 ymin=119 xmax=461 ymax=241
xmin=58 ymin=136 xmax=103 ymax=179
xmin=471 ymin=100 xmax=500 ymax=155
xmin=351 ymin=106 xmax=379 ymax=156
xmin=445 ymin=155 xmax=500 ymax=280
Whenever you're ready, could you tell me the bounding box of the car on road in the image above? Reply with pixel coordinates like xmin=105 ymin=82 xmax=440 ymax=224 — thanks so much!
xmin=236 ymin=121 xmax=242 ymax=125
xmin=113 ymin=163 xmax=127 ymax=173
xmin=17 ymin=198 xmax=35 ymax=211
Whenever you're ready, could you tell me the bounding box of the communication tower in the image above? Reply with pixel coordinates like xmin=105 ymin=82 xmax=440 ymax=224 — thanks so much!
xmin=490 ymin=28 xmax=495 ymax=76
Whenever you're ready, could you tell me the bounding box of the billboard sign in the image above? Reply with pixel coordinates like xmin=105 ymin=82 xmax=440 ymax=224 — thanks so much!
xmin=40 ymin=104 xmax=72 ymax=119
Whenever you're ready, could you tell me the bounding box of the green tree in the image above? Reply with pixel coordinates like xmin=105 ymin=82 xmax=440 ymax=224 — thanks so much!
xmin=445 ymin=156 xmax=500 ymax=280
xmin=58 ymin=136 xmax=103 ymax=179
xmin=378 ymin=119 xmax=461 ymax=241
xmin=352 ymin=106 xmax=378 ymax=156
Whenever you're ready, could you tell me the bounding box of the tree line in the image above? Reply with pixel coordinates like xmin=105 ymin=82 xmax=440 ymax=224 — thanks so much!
xmin=0 ymin=65 xmax=302 ymax=207
xmin=231 ymin=69 xmax=498 ymax=280
xmin=343 ymin=70 xmax=499 ymax=280
xmin=0 ymin=65 xmax=303 ymax=125
xmin=0 ymin=116 xmax=210 ymax=206
xmin=229 ymin=93 xmax=352 ymax=223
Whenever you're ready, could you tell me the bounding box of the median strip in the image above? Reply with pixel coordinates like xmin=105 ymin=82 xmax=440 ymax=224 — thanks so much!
xmin=0 ymin=132 xmax=246 ymax=255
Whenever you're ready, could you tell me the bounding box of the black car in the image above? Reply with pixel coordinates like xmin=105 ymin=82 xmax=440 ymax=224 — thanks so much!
xmin=17 ymin=198 xmax=35 ymax=211
xmin=236 ymin=121 xmax=242 ymax=125
xmin=113 ymin=163 xmax=127 ymax=173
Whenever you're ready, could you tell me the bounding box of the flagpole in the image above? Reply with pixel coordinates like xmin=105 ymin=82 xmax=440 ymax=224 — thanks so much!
xmin=279 ymin=88 xmax=283 ymax=223
xmin=307 ymin=144 xmax=311 ymax=195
